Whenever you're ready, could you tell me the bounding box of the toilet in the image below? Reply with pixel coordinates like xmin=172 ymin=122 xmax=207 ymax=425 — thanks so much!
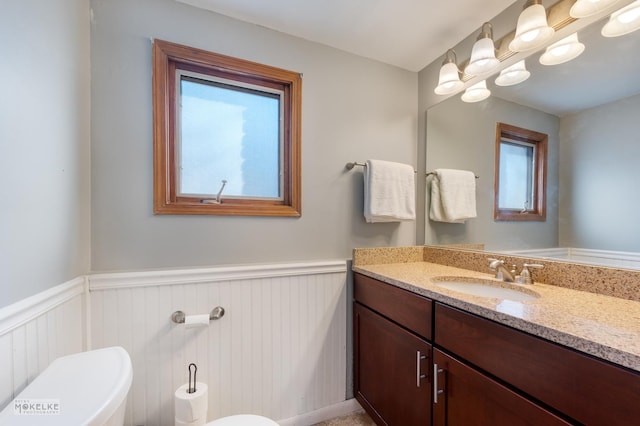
xmin=206 ymin=414 xmax=279 ymax=425
xmin=0 ymin=346 xmax=132 ymax=425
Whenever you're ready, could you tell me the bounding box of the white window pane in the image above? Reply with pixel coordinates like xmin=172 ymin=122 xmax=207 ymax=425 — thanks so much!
xmin=499 ymin=141 xmax=534 ymax=210
xmin=179 ymin=77 xmax=281 ymax=199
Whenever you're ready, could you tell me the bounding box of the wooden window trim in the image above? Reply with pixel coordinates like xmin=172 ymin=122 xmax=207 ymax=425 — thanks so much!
xmin=494 ymin=122 xmax=547 ymax=221
xmin=152 ymin=39 xmax=302 ymax=216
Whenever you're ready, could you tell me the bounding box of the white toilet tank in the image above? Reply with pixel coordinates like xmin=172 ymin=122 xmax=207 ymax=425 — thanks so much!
xmin=0 ymin=346 xmax=132 ymax=425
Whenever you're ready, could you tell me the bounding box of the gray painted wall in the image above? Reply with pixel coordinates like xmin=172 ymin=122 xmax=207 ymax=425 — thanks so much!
xmin=0 ymin=0 xmax=91 ymax=308
xmin=416 ymin=1 xmax=525 ymax=245
xmin=424 ymin=95 xmax=559 ymax=250
xmin=90 ymin=0 xmax=418 ymax=272
xmin=559 ymin=93 xmax=640 ymax=251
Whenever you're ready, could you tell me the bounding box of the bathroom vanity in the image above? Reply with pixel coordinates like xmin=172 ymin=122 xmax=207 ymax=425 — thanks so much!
xmin=352 ymin=247 xmax=640 ymax=426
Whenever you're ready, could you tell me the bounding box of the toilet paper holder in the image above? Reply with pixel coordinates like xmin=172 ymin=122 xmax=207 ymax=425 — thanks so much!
xmin=171 ymin=306 xmax=225 ymax=324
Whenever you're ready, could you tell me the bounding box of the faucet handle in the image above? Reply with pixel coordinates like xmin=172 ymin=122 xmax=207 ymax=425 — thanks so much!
xmin=519 ymin=263 xmax=544 ymax=284
xmin=523 ymin=263 xmax=544 ymax=269
xmin=487 ymin=258 xmax=503 ymax=267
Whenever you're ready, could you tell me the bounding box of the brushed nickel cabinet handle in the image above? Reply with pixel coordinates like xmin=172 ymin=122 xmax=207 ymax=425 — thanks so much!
xmin=416 ymin=351 xmax=427 ymax=387
xmin=433 ymin=364 xmax=444 ymax=403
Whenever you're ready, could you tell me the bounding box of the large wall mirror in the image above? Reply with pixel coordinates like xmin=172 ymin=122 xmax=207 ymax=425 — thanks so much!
xmin=425 ymin=1 xmax=640 ymax=267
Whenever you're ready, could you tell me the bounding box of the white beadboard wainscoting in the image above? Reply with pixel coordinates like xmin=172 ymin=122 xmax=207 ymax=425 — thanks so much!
xmin=0 ymin=277 xmax=87 ymax=410
xmin=89 ymin=261 xmax=348 ymax=426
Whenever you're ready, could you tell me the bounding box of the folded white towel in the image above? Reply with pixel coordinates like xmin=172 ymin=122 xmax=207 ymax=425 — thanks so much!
xmin=364 ymin=160 xmax=416 ymax=223
xmin=429 ymin=169 xmax=477 ymax=223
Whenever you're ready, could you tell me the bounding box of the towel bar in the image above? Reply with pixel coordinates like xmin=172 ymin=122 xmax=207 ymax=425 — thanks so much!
xmin=345 ymin=161 xmax=367 ymax=170
xmin=346 ymin=162 xmax=478 ymax=178
xmin=427 ymin=171 xmax=479 ymax=179
xmin=346 ymin=161 xmax=417 ymax=174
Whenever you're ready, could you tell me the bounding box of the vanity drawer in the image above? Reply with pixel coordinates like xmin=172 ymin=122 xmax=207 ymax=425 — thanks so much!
xmin=354 ymin=273 xmax=432 ymax=340
xmin=434 ymin=302 xmax=640 ymax=425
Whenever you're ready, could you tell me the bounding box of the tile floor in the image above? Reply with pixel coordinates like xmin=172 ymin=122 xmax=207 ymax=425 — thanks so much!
xmin=312 ymin=411 xmax=376 ymax=426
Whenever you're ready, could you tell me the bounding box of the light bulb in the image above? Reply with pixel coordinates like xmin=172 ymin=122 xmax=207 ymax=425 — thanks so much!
xmin=571 ymin=0 xmax=621 ymax=18
xmin=461 ymin=80 xmax=491 ymax=103
xmin=509 ymin=2 xmax=555 ymax=52
xmin=495 ymin=60 xmax=530 ymax=86
xmin=550 ymin=44 xmax=571 ymax=57
xmin=602 ymin=1 xmax=640 ymax=37
xmin=619 ymin=5 xmax=640 ymax=23
xmin=465 ymin=23 xmax=500 ymax=76
xmin=434 ymin=51 xmax=463 ymax=95
xmin=539 ymin=33 xmax=585 ymax=66
xmin=521 ymin=29 xmax=541 ymax=43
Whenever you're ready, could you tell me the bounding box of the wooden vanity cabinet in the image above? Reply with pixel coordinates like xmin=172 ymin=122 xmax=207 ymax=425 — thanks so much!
xmin=354 ymin=273 xmax=433 ymax=425
xmin=354 ymin=273 xmax=640 ymax=425
xmin=435 ymin=303 xmax=640 ymax=425
xmin=354 ymin=303 xmax=432 ymax=425
xmin=432 ymin=349 xmax=571 ymax=426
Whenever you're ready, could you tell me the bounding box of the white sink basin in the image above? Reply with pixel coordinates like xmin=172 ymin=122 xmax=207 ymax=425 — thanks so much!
xmin=432 ymin=277 xmax=540 ymax=302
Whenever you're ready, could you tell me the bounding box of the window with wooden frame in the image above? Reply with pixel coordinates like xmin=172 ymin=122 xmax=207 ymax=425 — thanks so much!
xmin=152 ymin=39 xmax=302 ymax=216
xmin=494 ymin=123 xmax=547 ymax=221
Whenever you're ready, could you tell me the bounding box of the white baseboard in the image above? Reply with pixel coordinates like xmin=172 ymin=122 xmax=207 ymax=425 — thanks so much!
xmin=276 ymin=399 xmax=364 ymax=426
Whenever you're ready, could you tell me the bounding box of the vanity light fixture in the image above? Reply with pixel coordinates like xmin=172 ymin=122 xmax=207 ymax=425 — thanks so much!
xmin=434 ymin=49 xmax=464 ymax=95
xmin=461 ymin=80 xmax=491 ymax=103
xmin=602 ymin=0 xmax=640 ymax=37
xmin=494 ymin=60 xmax=531 ymax=86
xmin=539 ymin=33 xmax=585 ymax=65
xmin=570 ymin=0 xmax=621 ymax=18
xmin=465 ymin=22 xmax=500 ymax=76
xmin=509 ymin=0 xmax=555 ymax=52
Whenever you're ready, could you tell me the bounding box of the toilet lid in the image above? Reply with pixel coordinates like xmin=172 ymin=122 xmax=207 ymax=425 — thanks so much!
xmin=207 ymin=414 xmax=279 ymax=426
xmin=0 ymin=346 xmax=132 ymax=425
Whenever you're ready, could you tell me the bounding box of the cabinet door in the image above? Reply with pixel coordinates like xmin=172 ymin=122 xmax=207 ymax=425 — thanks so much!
xmin=354 ymin=303 xmax=432 ymax=426
xmin=432 ymin=349 xmax=571 ymax=426
xmin=435 ymin=303 xmax=640 ymax=425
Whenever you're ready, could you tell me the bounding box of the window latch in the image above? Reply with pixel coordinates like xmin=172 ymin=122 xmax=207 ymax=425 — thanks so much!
xmin=200 ymin=180 xmax=227 ymax=204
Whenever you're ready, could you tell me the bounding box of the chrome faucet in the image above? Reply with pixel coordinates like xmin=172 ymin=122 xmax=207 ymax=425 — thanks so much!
xmin=488 ymin=258 xmax=544 ymax=284
xmin=488 ymin=258 xmax=515 ymax=282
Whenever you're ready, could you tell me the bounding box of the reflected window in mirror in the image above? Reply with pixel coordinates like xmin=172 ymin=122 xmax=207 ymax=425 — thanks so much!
xmin=494 ymin=123 xmax=547 ymax=221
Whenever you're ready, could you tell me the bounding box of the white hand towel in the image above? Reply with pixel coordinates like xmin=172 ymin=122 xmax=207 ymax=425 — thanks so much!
xmin=429 ymin=169 xmax=477 ymax=223
xmin=364 ymin=159 xmax=416 ymax=223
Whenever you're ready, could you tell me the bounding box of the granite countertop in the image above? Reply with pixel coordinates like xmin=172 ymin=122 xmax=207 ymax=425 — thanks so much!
xmin=353 ymin=261 xmax=640 ymax=372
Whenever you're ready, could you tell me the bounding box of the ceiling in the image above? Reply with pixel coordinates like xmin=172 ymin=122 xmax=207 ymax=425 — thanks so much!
xmin=174 ymin=0 xmax=640 ymax=115
xmin=176 ymin=0 xmax=517 ymax=72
